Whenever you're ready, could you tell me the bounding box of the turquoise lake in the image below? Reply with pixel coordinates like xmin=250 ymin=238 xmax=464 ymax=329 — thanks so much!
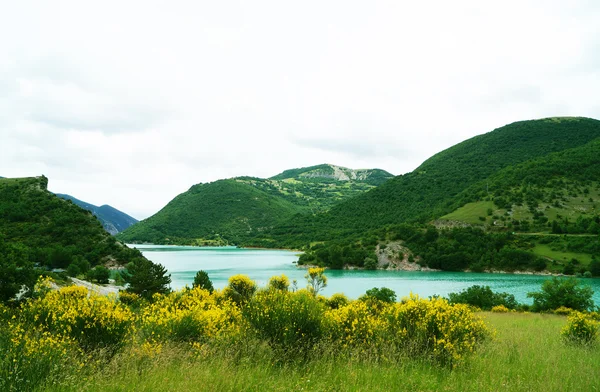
xmin=133 ymin=245 xmax=600 ymax=304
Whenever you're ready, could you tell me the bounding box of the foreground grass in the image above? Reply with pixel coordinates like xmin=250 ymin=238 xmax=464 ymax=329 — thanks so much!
xmin=48 ymin=313 xmax=600 ymax=392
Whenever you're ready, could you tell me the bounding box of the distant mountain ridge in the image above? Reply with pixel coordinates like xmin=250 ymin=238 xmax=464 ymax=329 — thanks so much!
xmin=270 ymin=164 xmax=392 ymax=186
xmin=56 ymin=194 xmax=138 ymax=235
xmin=117 ymin=164 xmax=394 ymax=245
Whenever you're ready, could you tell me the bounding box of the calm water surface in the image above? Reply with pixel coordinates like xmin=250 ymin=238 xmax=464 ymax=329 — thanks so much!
xmin=132 ymin=245 xmax=600 ymax=304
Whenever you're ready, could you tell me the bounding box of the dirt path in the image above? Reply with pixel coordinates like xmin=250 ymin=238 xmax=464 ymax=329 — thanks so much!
xmin=70 ymin=278 xmax=124 ymax=296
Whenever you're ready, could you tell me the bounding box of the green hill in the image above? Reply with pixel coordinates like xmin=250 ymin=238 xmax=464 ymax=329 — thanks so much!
xmin=117 ymin=165 xmax=393 ymax=245
xmin=0 ymin=176 xmax=148 ymax=299
xmin=258 ymin=117 xmax=600 ymax=248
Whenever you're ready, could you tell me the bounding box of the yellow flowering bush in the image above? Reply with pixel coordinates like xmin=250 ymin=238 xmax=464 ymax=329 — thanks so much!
xmin=244 ymin=289 xmax=326 ymax=353
xmin=326 ymin=300 xmax=385 ymax=348
xmin=384 ymin=294 xmax=492 ymax=366
xmin=491 ymin=305 xmax=510 ymax=313
xmin=224 ymin=274 xmax=257 ymax=305
xmin=326 ymin=293 xmax=350 ymax=310
xmin=0 ymin=320 xmax=83 ymax=391
xmin=268 ymin=274 xmax=290 ymax=291
xmin=561 ymin=311 xmax=599 ymax=345
xmin=139 ymin=287 xmax=241 ymax=343
xmin=22 ymin=285 xmax=134 ymax=351
xmin=554 ymin=306 xmax=573 ymax=316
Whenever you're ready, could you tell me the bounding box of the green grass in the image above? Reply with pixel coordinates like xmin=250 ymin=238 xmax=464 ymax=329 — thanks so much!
xmin=441 ymin=200 xmax=495 ymax=224
xmin=48 ymin=313 xmax=600 ymax=392
xmin=532 ymin=244 xmax=593 ymax=265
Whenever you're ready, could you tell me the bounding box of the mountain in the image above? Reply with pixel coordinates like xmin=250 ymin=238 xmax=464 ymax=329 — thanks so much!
xmin=270 ymin=164 xmax=392 ymax=186
xmin=0 ymin=176 xmax=146 ymax=270
xmin=257 ymin=117 xmax=600 ymax=248
xmin=117 ymin=164 xmax=394 ymax=245
xmin=56 ymin=194 xmax=138 ymax=235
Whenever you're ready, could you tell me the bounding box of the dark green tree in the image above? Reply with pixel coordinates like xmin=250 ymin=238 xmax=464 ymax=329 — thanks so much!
xmin=123 ymin=258 xmax=171 ymax=300
xmin=527 ymin=277 xmax=594 ymax=312
xmin=193 ymin=270 xmax=214 ymax=293
xmin=362 ymin=287 xmax=397 ymax=303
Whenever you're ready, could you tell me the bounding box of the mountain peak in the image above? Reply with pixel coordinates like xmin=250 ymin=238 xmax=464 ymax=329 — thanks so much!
xmin=270 ymin=164 xmax=393 ymax=185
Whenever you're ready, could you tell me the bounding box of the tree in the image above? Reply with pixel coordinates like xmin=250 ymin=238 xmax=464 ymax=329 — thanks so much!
xmin=305 ymin=267 xmax=327 ymax=297
xmin=123 ymin=258 xmax=171 ymax=300
xmin=193 ymin=270 xmax=214 ymax=293
xmin=589 ymin=259 xmax=600 ymax=277
xmin=86 ymin=265 xmax=110 ymax=284
xmin=362 ymin=287 xmax=397 ymax=303
xmin=527 ymin=277 xmax=594 ymax=312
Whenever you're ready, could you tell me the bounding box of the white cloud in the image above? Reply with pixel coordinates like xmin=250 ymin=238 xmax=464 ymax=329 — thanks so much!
xmin=1 ymin=0 xmax=600 ymax=219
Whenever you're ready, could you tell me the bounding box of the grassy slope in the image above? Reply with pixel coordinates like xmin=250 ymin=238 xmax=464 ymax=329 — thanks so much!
xmin=264 ymin=117 xmax=600 ymax=246
xmin=53 ymin=313 xmax=600 ymax=392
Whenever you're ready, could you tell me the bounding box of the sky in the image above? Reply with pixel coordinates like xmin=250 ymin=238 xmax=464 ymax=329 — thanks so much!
xmin=1 ymin=1 xmax=600 ymax=220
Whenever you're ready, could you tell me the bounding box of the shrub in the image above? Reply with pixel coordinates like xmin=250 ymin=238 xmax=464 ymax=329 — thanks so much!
xmin=305 ymin=267 xmax=327 ymax=297
xmin=527 ymin=277 xmax=594 ymax=312
xmin=491 ymin=305 xmax=510 ymax=313
xmin=193 ymin=270 xmax=214 ymax=293
xmin=22 ymin=285 xmax=133 ymax=352
xmin=139 ymin=287 xmax=241 ymax=344
xmin=326 ymin=293 xmax=350 ymax=309
xmin=86 ymin=265 xmax=110 ymax=284
xmin=244 ymin=290 xmax=326 ymax=354
xmin=224 ymin=274 xmax=257 ymax=305
xmin=326 ymin=300 xmax=385 ymax=348
xmin=561 ymin=311 xmax=599 ymax=345
xmin=384 ymin=295 xmax=492 ymax=366
xmin=554 ymin=306 xmax=573 ymax=316
xmin=448 ymin=285 xmax=518 ymax=310
xmin=361 ymin=287 xmax=397 ymax=303
xmin=268 ymin=274 xmax=290 ymax=292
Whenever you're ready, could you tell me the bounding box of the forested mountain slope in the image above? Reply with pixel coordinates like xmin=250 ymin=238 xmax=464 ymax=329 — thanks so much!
xmin=117 ymin=164 xmax=393 ymax=245
xmin=56 ymin=193 xmax=138 ymax=235
xmin=258 ymin=117 xmax=600 ymax=248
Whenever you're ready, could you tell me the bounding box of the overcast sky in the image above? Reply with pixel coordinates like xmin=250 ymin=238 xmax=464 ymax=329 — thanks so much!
xmin=2 ymin=1 xmax=599 ymax=219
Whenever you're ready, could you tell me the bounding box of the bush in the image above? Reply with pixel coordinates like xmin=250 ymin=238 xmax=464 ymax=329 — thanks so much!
xmin=384 ymin=295 xmax=491 ymax=366
xmin=86 ymin=265 xmax=110 ymax=284
xmin=244 ymin=290 xmax=326 ymax=354
xmin=326 ymin=293 xmax=350 ymax=309
xmin=22 ymin=285 xmax=133 ymax=352
xmin=305 ymin=267 xmax=327 ymax=297
xmin=224 ymin=274 xmax=257 ymax=305
xmin=361 ymin=287 xmax=397 ymax=303
xmin=268 ymin=274 xmax=290 ymax=292
xmin=448 ymin=285 xmax=518 ymax=310
xmin=527 ymin=277 xmax=594 ymax=312
xmin=561 ymin=311 xmax=599 ymax=345
xmin=554 ymin=306 xmax=573 ymax=316
xmin=193 ymin=270 xmax=214 ymax=293
xmin=491 ymin=305 xmax=510 ymax=313
xmin=326 ymin=300 xmax=385 ymax=348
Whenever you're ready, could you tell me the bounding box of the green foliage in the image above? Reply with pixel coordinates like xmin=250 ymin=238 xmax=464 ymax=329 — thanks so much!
xmin=118 ymin=165 xmax=392 ymax=245
xmin=123 ymin=258 xmax=171 ymax=300
xmin=258 ymin=118 xmax=600 ymax=247
xmin=86 ymin=266 xmax=110 ymax=284
xmin=527 ymin=277 xmax=595 ymax=312
xmin=448 ymin=285 xmax=518 ymax=310
xmin=361 ymin=287 xmax=397 ymax=303
xmin=192 ymin=270 xmax=214 ymax=293
xmin=326 ymin=293 xmax=350 ymax=309
xmin=561 ymin=311 xmax=599 ymax=345
xmin=0 ymin=176 xmax=147 ymax=297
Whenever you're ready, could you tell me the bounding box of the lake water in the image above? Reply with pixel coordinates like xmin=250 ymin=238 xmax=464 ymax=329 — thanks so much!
xmin=132 ymin=245 xmax=600 ymax=304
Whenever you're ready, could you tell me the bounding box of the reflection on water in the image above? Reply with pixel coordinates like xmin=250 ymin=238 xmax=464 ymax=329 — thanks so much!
xmin=132 ymin=245 xmax=600 ymax=304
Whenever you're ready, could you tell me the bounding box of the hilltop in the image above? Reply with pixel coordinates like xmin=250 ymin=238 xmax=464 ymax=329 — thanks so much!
xmin=56 ymin=193 xmax=138 ymax=235
xmin=117 ymin=164 xmax=393 ymax=245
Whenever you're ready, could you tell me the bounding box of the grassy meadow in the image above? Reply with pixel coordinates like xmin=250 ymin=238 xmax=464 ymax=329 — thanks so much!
xmin=2 ymin=274 xmax=599 ymax=392
xmin=45 ymin=313 xmax=600 ymax=392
